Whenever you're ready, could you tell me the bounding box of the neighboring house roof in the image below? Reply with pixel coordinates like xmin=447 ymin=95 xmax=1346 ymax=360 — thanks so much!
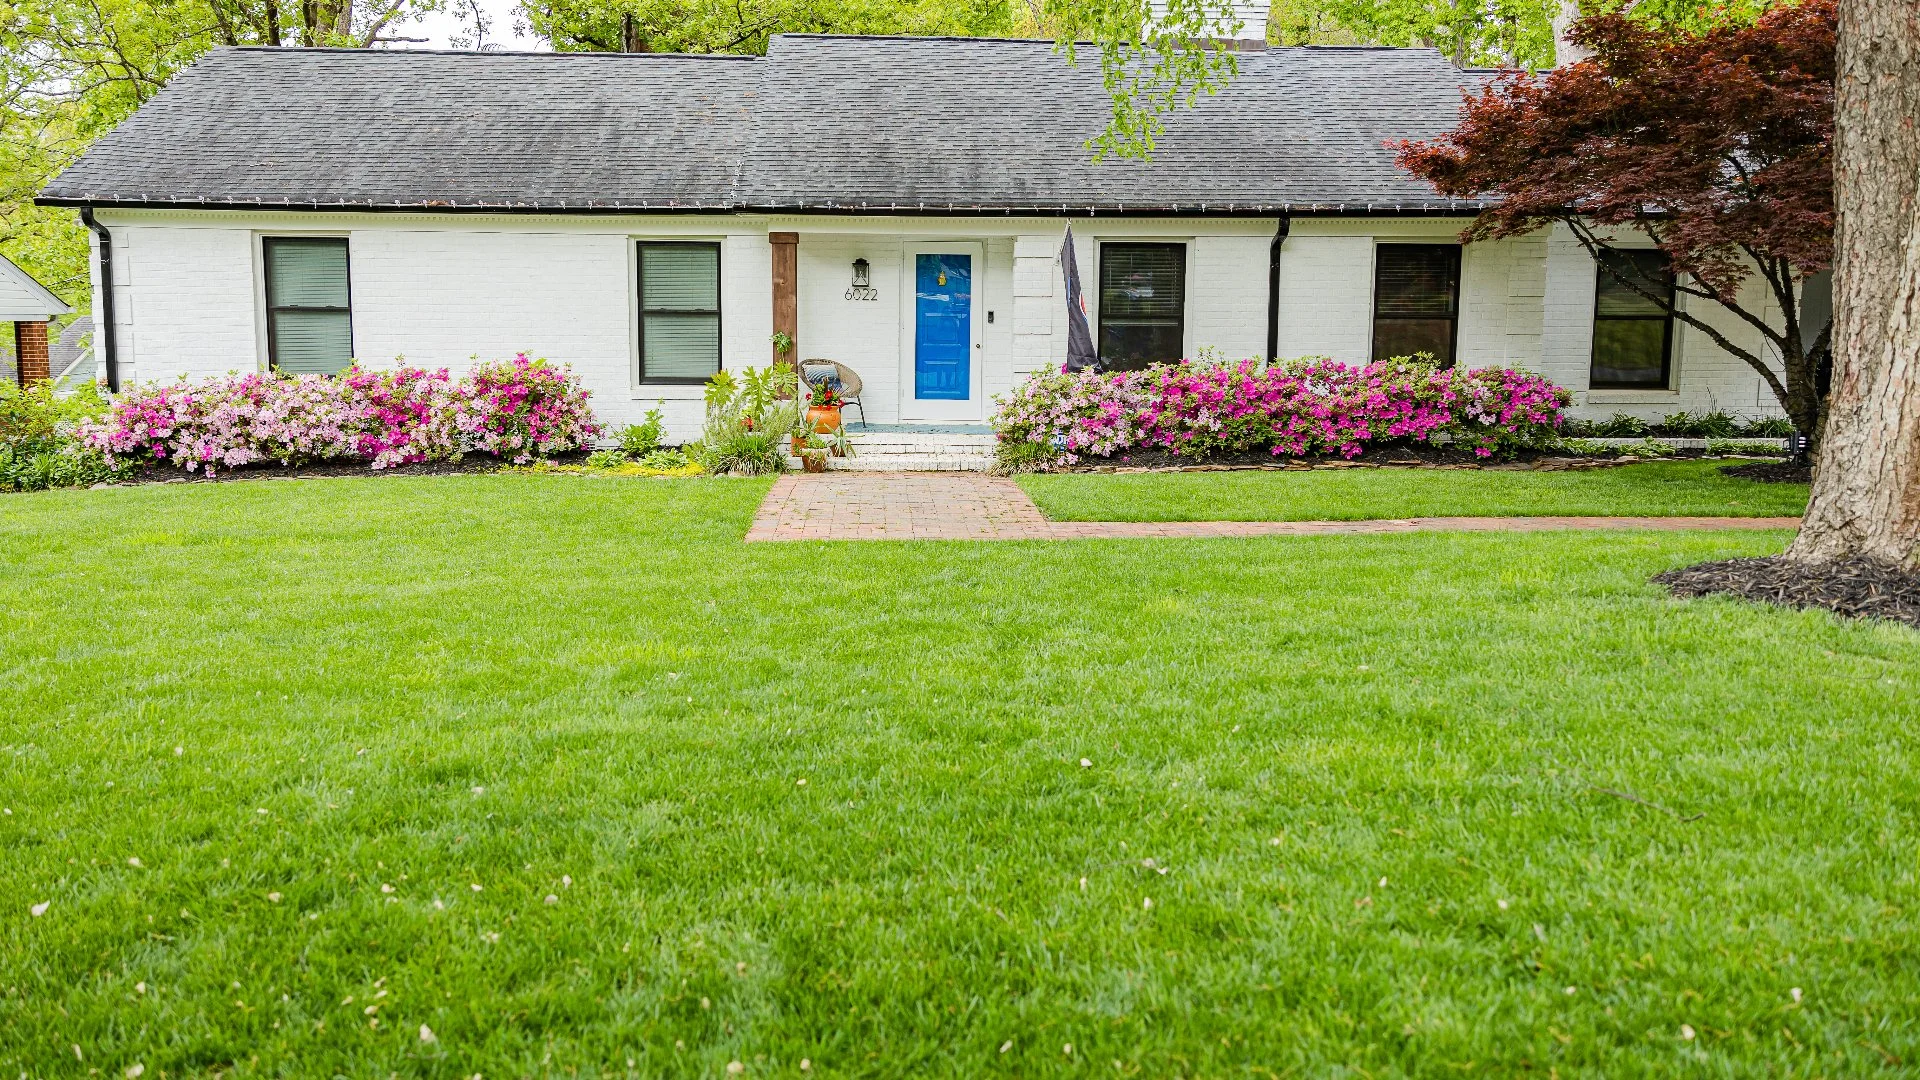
xmin=0 ymin=253 xmax=74 ymax=321
xmin=51 ymin=315 xmax=95 ymax=384
xmin=39 ymin=36 xmax=1489 ymax=216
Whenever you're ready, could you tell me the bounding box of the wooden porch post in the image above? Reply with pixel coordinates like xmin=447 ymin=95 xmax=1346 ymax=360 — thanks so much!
xmin=769 ymin=231 xmax=799 ymax=365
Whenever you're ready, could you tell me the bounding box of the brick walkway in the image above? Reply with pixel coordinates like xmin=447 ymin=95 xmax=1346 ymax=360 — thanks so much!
xmin=744 ymin=472 xmax=1802 ymax=542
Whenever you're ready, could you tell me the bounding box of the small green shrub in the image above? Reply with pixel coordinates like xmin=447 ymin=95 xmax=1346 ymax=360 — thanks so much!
xmin=1552 ymin=437 xmax=1615 ymax=457
xmin=618 ymin=407 xmax=666 ymax=457
xmin=638 ymin=448 xmax=691 ymax=471
xmin=1662 ymin=410 xmax=1741 ymax=437
xmin=0 ymin=380 xmax=129 ymax=492
xmin=1705 ymin=437 xmax=1791 ymax=457
xmin=1738 ymin=416 xmax=1797 ymax=438
xmin=694 ymin=428 xmax=786 ymax=476
xmin=1592 ymin=412 xmax=1651 ymax=437
xmin=1623 ymin=438 xmax=1678 ymax=458
xmin=585 ymin=448 xmax=629 ymax=469
xmin=693 ymin=364 xmax=795 ymax=476
xmin=992 ymin=438 xmax=1056 ymax=475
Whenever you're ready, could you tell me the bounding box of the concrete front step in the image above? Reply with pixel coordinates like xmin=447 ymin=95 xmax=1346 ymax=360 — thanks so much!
xmin=788 ymin=431 xmax=995 ymax=471
xmin=787 ymin=454 xmax=991 ymax=472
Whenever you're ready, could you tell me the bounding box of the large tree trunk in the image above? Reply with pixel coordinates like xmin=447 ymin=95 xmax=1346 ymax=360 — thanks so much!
xmin=1787 ymin=0 xmax=1920 ymax=568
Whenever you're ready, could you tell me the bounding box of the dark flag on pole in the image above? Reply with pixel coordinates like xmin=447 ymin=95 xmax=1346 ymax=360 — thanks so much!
xmin=1060 ymin=224 xmax=1100 ymax=373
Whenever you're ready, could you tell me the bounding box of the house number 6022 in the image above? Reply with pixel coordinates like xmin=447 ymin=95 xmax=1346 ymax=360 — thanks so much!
xmin=845 ymin=286 xmax=879 ymax=301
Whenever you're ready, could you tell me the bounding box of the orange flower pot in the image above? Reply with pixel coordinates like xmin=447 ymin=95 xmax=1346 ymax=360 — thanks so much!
xmin=806 ymin=405 xmax=843 ymax=434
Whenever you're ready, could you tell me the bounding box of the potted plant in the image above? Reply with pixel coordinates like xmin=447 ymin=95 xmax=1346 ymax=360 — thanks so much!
xmin=798 ymin=432 xmax=830 ymax=472
xmin=813 ymin=426 xmax=857 ymax=459
xmin=806 ymin=380 xmax=844 ymax=434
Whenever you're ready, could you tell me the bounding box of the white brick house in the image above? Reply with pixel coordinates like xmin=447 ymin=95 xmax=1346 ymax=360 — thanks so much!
xmin=40 ymin=36 xmax=1800 ymax=441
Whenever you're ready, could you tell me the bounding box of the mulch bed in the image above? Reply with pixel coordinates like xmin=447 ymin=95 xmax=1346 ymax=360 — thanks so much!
xmin=125 ymin=454 xmax=588 ymax=486
xmin=1721 ymin=460 xmax=1812 ymax=484
xmin=1655 ymin=555 xmax=1920 ymax=628
xmin=1058 ymin=442 xmax=1780 ymax=474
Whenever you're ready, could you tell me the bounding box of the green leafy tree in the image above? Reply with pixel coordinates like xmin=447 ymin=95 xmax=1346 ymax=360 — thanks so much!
xmin=522 ymin=0 xmax=1017 ymax=54
xmin=0 ymin=0 xmax=452 ymax=310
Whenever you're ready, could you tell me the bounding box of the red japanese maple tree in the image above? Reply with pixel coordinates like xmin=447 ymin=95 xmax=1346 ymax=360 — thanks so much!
xmin=1396 ymin=0 xmax=1836 ymax=440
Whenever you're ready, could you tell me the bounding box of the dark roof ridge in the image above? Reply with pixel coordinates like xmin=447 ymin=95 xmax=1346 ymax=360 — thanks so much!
xmin=208 ymin=44 xmax=763 ymax=59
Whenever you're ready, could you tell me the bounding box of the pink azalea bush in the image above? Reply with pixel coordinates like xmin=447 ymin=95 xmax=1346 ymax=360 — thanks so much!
xmin=82 ymin=354 xmax=602 ymax=475
xmin=994 ymin=355 xmax=1569 ymax=465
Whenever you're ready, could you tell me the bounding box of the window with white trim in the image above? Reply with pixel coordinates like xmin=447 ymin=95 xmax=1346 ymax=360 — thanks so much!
xmin=638 ymin=241 xmax=722 ymax=382
xmin=264 ymin=237 xmax=353 ymax=374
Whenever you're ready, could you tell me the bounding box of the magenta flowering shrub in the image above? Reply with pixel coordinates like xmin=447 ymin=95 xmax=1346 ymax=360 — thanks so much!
xmin=455 ymin=354 xmax=603 ymax=465
xmin=993 ymin=356 xmax=1569 ymax=465
xmin=339 ymin=365 xmax=462 ymax=468
xmin=82 ymin=354 xmax=602 ymax=475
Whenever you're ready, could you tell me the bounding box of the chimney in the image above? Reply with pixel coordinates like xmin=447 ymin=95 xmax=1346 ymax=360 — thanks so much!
xmin=1148 ymin=0 xmax=1269 ymax=49
xmin=1552 ymin=0 xmax=1590 ymax=66
xmin=14 ymin=320 xmax=49 ymax=386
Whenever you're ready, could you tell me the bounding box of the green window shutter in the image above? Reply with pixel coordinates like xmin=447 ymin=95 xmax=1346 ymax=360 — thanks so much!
xmin=639 ymin=242 xmax=721 ymax=381
xmin=265 ymin=238 xmax=353 ymax=375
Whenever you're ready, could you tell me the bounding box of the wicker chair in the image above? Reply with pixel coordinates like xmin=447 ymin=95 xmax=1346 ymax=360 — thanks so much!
xmin=800 ymin=359 xmax=867 ymax=428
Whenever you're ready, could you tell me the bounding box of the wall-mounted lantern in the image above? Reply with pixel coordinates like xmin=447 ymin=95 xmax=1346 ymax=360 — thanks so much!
xmin=845 ymin=258 xmax=879 ymax=301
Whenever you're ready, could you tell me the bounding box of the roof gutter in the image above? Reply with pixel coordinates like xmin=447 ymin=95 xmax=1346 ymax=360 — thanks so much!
xmin=78 ymin=207 xmax=119 ymax=392
xmin=1266 ymin=214 xmax=1290 ymax=362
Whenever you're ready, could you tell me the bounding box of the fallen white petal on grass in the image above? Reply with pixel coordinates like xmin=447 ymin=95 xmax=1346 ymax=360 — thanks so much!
xmin=726 ymin=1062 xmax=744 ymax=1075
xmin=1681 ymin=1024 xmax=1696 ymax=1041
xmin=30 ymin=901 xmax=49 ymax=917
xmin=267 ymin=892 xmax=282 ymax=903
xmin=544 ymin=895 xmax=558 ymax=905
xmin=1791 ymin=987 xmax=1803 ymax=1003
xmin=1000 ymin=1041 xmax=1013 ymax=1054
xmin=470 ymin=883 xmax=482 ymax=892
xmin=419 ymin=1024 xmax=437 ymax=1043
xmin=128 ymin=857 xmax=142 ymax=868
xmin=1143 ymin=897 xmax=1153 ymax=909
xmin=125 ymin=1063 xmax=144 ymax=1078
xmin=561 ymin=875 xmax=572 ymax=888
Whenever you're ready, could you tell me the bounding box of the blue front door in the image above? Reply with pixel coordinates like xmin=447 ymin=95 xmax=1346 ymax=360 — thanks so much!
xmin=914 ymin=253 xmax=972 ymax=400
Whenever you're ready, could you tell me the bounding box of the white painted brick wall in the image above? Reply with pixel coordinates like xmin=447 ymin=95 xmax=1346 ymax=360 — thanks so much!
xmin=1275 ymin=234 xmax=1373 ymax=362
xmin=1187 ymin=234 xmax=1271 ymax=360
xmin=95 ymin=210 xmax=1795 ymax=441
xmin=116 ymin=224 xmax=258 ymax=383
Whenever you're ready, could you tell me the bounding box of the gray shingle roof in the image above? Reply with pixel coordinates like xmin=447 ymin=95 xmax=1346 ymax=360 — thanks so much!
xmin=40 ymin=48 xmax=761 ymax=211
xmin=740 ymin=36 xmax=1486 ymax=213
xmin=41 ymin=36 xmax=1490 ymax=214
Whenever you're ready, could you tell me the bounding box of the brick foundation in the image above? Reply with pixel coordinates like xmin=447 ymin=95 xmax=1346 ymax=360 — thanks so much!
xmin=14 ymin=321 xmax=49 ymax=385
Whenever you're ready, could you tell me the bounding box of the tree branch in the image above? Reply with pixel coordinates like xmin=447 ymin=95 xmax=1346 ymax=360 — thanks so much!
xmin=1566 ymin=218 xmax=1794 ymax=408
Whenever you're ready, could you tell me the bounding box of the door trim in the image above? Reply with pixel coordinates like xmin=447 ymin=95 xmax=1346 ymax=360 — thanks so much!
xmin=898 ymin=241 xmax=985 ymax=422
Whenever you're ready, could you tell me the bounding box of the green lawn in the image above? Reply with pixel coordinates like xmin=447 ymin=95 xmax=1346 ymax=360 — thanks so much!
xmin=3 ymin=475 xmax=1914 ymax=1078
xmin=1020 ymin=459 xmax=1809 ymax=522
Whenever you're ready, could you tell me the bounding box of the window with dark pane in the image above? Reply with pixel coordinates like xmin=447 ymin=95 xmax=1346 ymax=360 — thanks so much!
xmin=264 ymin=237 xmax=353 ymax=375
xmin=638 ymin=241 xmax=721 ymax=382
xmin=1589 ymin=248 xmax=1675 ymax=389
xmin=1371 ymin=244 xmax=1461 ymax=365
xmin=1097 ymin=243 xmax=1186 ymax=371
